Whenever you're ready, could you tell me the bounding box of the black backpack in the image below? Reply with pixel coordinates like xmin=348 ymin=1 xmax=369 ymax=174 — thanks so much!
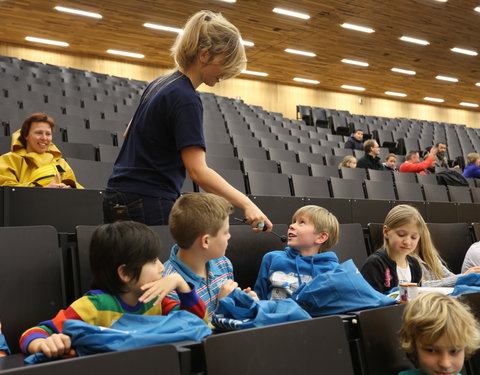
xmin=435 ymin=170 xmax=469 ymax=186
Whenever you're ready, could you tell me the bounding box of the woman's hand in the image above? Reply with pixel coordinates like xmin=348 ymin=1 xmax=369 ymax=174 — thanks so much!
xmin=243 ymin=204 xmax=272 ymax=232
xmin=45 ymin=174 xmax=71 ymax=189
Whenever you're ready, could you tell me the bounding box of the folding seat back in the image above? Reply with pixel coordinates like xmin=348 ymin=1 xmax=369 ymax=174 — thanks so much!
xmin=247 ymin=171 xmax=292 ymax=196
xmin=242 ymin=157 xmax=278 ymax=173
xmin=331 ymin=223 xmax=369 ymax=266
xmin=0 ymin=226 xmax=64 ymax=353
xmin=427 ymin=222 xmax=473 ymax=274
xmin=61 ymin=142 xmax=97 ymax=161
xmin=448 ymin=185 xmax=472 ymax=203
xmin=267 ymin=148 xmax=297 ymax=163
xmin=422 ymin=184 xmax=449 ymax=202
xmin=290 ymin=174 xmax=330 ymax=198
xmin=354 ymin=304 xmax=413 ymax=375
xmin=395 ymin=182 xmax=425 ymax=202
xmin=203 ymin=315 xmax=355 ymax=375
xmin=368 ymin=169 xmax=393 ymax=182
xmin=364 ymin=179 xmax=396 ymax=200
xmin=66 ymin=158 xmax=114 ymax=190
xmin=310 ymin=164 xmax=339 ymax=178
xmin=340 ymin=167 xmax=367 ymax=180
xmin=279 ymin=161 xmax=309 ymax=176
xmin=330 ymin=177 xmax=365 ymax=199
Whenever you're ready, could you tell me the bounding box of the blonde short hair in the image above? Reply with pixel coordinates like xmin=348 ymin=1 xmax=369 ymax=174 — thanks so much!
xmin=169 ymin=193 xmax=233 ymax=249
xmin=399 ymin=292 xmax=480 ymax=364
xmin=171 ymin=10 xmax=247 ymax=80
xmin=292 ymin=205 xmax=339 ymax=251
xmin=466 ymin=152 xmax=480 ymax=165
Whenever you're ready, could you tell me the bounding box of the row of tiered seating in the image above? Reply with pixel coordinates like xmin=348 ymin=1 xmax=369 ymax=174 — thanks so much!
xmin=298 ymin=104 xmax=480 ymax=161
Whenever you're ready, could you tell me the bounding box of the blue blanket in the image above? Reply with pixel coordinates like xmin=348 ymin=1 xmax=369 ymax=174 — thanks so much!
xmin=293 ymin=259 xmax=396 ymax=316
xmin=212 ymin=289 xmax=311 ymax=330
xmin=25 ymin=310 xmax=211 ymax=364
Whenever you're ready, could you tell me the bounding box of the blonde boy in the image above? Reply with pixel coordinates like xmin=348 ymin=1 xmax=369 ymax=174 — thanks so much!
xmin=162 ymin=193 xmax=242 ymax=317
xmin=399 ymin=292 xmax=480 ymax=375
xmin=254 ymin=205 xmax=339 ymax=300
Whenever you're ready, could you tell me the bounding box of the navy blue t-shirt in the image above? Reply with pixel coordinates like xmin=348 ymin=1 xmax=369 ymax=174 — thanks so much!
xmin=108 ymin=71 xmax=205 ymax=199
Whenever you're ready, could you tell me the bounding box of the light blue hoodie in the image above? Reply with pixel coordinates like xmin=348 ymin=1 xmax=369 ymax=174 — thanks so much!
xmin=254 ymin=246 xmax=339 ymax=300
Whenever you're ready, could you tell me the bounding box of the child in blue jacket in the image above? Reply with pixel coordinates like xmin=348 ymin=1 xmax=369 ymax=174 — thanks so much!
xmin=254 ymin=205 xmax=339 ymax=300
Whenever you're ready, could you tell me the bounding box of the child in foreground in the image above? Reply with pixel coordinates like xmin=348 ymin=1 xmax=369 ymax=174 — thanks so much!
xmin=157 ymin=193 xmax=257 ymax=318
xmin=254 ymin=205 xmax=339 ymax=300
xmin=398 ymin=292 xmax=480 ymax=375
xmin=361 ymin=205 xmax=423 ymax=294
xmin=20 ymin=221 xmax=206 ymax=358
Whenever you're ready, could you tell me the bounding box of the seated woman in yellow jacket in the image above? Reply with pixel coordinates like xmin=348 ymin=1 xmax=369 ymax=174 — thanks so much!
xmin=0 ymin=113 xmax=83 ymax=188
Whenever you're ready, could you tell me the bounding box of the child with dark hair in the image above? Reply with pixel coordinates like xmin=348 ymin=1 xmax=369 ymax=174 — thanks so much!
xmin=20 ymin=221 xmax=206 ymax=358
xmin=399 ymin=292 xmax=480 ymax=375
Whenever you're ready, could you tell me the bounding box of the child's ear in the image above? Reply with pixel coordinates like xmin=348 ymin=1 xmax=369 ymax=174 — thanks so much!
xmin=117 ymin=264 xmax=131 ymax=283
xmin=314 ymin=232 xmax=329 ymax=245
xmin=383 ymin=225 xmax=389 ymax=238
xmin=199 ymin=233 xmax=209 ymax=250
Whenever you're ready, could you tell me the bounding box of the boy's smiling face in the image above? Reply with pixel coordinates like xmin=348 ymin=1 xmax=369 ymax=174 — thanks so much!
xmin=288 ymin=215 xmax=327 ymax=255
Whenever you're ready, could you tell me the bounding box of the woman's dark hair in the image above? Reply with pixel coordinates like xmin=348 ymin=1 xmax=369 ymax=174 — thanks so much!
xmin=89 ymin=221 xmax=161 ymax=294
xmin=19 ymin=113 xmax=55 ymax=147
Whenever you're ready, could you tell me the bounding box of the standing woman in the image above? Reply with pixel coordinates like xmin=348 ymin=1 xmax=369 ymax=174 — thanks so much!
xmin=104 ymin=10 xmax=271 ymax=231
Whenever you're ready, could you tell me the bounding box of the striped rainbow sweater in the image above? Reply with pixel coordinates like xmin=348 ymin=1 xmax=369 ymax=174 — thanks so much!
xmin=20 ymin=286 xmax=207 ymax=354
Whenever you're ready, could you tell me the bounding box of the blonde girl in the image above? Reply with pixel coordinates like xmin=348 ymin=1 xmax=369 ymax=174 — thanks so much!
xmin=414 ymin=222 xmax=480 ymax=287
xmin=398 ymin=292 xmax=480 ymax=375
xmin=361 ymin=205 xmax=423 ymax=293
xmin=338 ymin=155 xmax=357 ymax=169
xmin=104 ymin=10 xmax=271 ymax=232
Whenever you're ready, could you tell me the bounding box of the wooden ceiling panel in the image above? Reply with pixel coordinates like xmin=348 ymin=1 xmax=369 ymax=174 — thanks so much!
xmin=1 ymin=0 xmax=480 ymax=110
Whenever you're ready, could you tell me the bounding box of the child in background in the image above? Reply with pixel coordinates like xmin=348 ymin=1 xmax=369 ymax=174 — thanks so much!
xmin=398 ymin=292 xmax=480 ymax=375
xmin=383 ymin=153 xmax=398 ymax=171
xmin=361 ymin=205 xmax=422 ymax=294
xmin=160 ymin=193 xmax=257 ymax=318
xmin=254 ymin=205 xmax=339 ymax=300
xmin=338 ymin=155 xmax=357 ymax=169
xmin=20 ymin=221 xmax=206 ymax=358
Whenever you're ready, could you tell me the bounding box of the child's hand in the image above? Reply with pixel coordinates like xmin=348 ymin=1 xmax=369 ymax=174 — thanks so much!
xmin=28 ymin=334 xmax=75 ymax=358
xmin=464 ymin=266 xmax=480 ymax=275
xmin=243 ymin=287 xmax=259 ymax=301
xmin=218 ymin=279 xmax=238 ymax=299
xmin=139 ymin=274 xmax=190 ymax=305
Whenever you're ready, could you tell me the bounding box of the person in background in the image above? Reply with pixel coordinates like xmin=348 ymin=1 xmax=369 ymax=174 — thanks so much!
xmin=399 ymin=148 xmax=437 ymax=175
xmin=357 ymin=139 xmax=384 ymax=170
xmin=103 ymin=10 xmax=271 ymax=231
xmin=383 ymin=153 xmax=398 ymax=171
xmin=463 ymin=152 xmax=480 ymax=179
xmin=338 ymin=155 xmax=357 ymax=169
xmin=0 ymin=113 xmax=82 ymax=188
xmin=398 ymin=292 xmax=480 ymax=375
xmin=344 ymin=129 xmax=364 ymax=150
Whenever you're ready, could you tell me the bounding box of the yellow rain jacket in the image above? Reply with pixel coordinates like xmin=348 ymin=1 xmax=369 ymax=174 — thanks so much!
xmin=0 ymin=131 xmax=83 ymax=188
